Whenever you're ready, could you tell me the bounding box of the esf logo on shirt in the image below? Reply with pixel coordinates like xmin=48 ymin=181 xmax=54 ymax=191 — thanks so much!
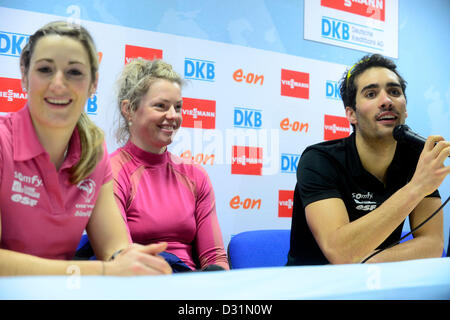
xmin=352 ymin=192 xmax=377 ymax=211
xmin=11 ymin=193 xmax=38 ymax=207
xmin=10 ymin=171 xmax=42 ymax=207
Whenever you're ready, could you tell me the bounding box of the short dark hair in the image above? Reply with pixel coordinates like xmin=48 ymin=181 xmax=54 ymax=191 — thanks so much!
xmin=339 ymin=54 xmax=407 ymax=111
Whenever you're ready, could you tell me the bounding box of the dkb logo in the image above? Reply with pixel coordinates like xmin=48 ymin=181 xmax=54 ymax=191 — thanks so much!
xmin=85 ymin=93 xmax=98 ymax=115
xmin=322 ymin=17 xmax=350 ymax=41
xmin=0 ymin=31 xmax=29 ymax=57
xmin=280 ymin=153 xmax=300 ymax=174
xmin=184 ymin=58 xmax=215 ymax=82
xmin=233 ymin=107 xmax=262 ymax=129
xmin=325 ymin=80 xmax=341 ymax=100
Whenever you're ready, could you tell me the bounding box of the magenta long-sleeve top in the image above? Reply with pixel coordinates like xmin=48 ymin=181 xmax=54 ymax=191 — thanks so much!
xmin=110 ymin=141 xmax=229 ymax=270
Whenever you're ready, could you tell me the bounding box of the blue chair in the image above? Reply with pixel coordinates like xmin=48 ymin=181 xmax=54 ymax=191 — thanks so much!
xmin=400 ymin=231 xmax=446 ymax=257
xmin=73 ymin=234 xmax=96 ymax=260
xmin=227 ymin=229 xmax=290 ymax=269
xmin=399 ymin=231 xmax=413 ymax=243
xmin=447 ymin=236 xmax=449 ymax=258
xmin=447 ymin=227 xmax=449 ymax=257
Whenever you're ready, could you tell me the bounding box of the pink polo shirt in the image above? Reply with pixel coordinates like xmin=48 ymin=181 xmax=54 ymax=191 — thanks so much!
xmin=0 ymin=105 xmax=112 ymax=260
xmin=110 ymin=141 xmax=229 ymax=270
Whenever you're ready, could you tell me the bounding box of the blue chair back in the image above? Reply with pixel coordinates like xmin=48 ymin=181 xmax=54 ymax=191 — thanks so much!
xmin=400 ymin=231 xmax=446 ymax=257
xmin=227 ymin=229 xmax=290 ymax=269
xmin=447 ymin=235 xmax=449 ymax=258
xmin=74 ymin=234 xmax=96 ymax=260
xmin=447 ymin=227 xmax=450 ymax=257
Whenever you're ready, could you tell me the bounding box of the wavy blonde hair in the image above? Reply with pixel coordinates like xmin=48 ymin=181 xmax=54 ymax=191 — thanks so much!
xmin=20 ymin=21 xmax=104 ymax=184
xmin=115 ymin=58 xmax=184 ymax=145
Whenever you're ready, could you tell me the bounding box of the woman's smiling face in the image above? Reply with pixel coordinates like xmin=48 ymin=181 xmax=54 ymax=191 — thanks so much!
xmin=22 ymin=34 xmax=97 ymax=131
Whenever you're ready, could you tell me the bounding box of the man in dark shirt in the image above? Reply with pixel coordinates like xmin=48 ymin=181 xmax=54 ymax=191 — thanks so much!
xmin=287 ymin=54 xmax=449 ymax=265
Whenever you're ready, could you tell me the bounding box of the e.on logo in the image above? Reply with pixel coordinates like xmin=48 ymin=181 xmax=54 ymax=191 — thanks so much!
xmin=324 ymin=115 xmax=351 ymax=141
xmin=181 ymin=97 xmax=216 ymax=129
xmin=229 ymin=195 xmax=261 ymax=210
xmin=233 ymin=69 xmax=264 ymax=86
xmin=97 ymin=52 xmax=103 ymax=64
xmin=124 ymin=44 xmax=162 ymax=64
xmin=281 ymin=69 xmax=309 ymax=99
xmin=280 ymin=118 xmax=309 ymax=133
xmin=0 ymin=77 xmax=27 ymax=112
xmin=231 ymin=146 xmax=263 ymax=176
xmin=179 ymin=150 xmax=215 ymax=165
xmin=278 ymin=190 xmax=294 ymax=218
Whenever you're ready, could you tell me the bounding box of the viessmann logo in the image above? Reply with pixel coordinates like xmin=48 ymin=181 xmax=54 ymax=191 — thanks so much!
xmin=278 ymin=190 xmax=294 ymax=218
xmin=124 ymin=44 xmax=162 ymax=64
xmin=0 ymin=77 xmax=27 ymax=112
xmin=181 ymin=97 xmax=216 ymax=129
xmin=281 ymin=69 xmax=310 ymax=99
xmin=321 ymin=0 xmax=385 ymax=22
xmin=324 ymin=115 xmax=351 ymax=141
xmin=231 ymin=146 xmax=263 ymax=176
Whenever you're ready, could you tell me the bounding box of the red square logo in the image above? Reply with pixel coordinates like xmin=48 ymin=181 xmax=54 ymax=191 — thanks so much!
xmin=321 ymin=0 xmax=385 ymax=22
xmin=281 ymin=69 xmax=309 ymax=99
xmin=0 ymin=77 xmax=27 ymax=112
xmin=181 ymin=97 xmax=216 ymax=129
xmin=125 ymin=45 xmax=162 ymax=64
xmin=278 ymin=190 xmax=294 ymax=218
xmin=231 ymin=146 xmax=263 ymax=176
xmin=324 ymin=115 xmax=351 ymax=141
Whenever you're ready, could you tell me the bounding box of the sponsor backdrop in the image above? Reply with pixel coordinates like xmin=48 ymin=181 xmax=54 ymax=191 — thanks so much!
xmin=0 ymin=1 xmax=449 ymax=251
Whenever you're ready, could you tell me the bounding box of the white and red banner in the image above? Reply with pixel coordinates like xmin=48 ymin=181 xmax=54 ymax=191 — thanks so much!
xmin=304 ymin=0 xmax=398 ymax=58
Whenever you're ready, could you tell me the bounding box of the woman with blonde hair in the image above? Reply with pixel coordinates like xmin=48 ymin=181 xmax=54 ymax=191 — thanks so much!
xmin=111 ymin=58 xmax=229 ymax=272
xmin=0 ymin=21 xmax=171 ymax=276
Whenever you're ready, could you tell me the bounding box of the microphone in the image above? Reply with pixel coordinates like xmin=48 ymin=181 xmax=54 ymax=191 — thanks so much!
xmin=393 ymin=124 xmax=449 ymax=158
xmin=393 ymin=124 xmax=426 ymax=150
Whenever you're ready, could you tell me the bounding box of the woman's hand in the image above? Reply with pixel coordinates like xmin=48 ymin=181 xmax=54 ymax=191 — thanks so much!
xmin=104 ymin=242 xmax=172 ymax=276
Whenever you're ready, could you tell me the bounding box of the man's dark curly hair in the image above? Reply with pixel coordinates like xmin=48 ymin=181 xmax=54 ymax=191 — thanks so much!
xmin=339 ymin=54 xmax=407 ymax=111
